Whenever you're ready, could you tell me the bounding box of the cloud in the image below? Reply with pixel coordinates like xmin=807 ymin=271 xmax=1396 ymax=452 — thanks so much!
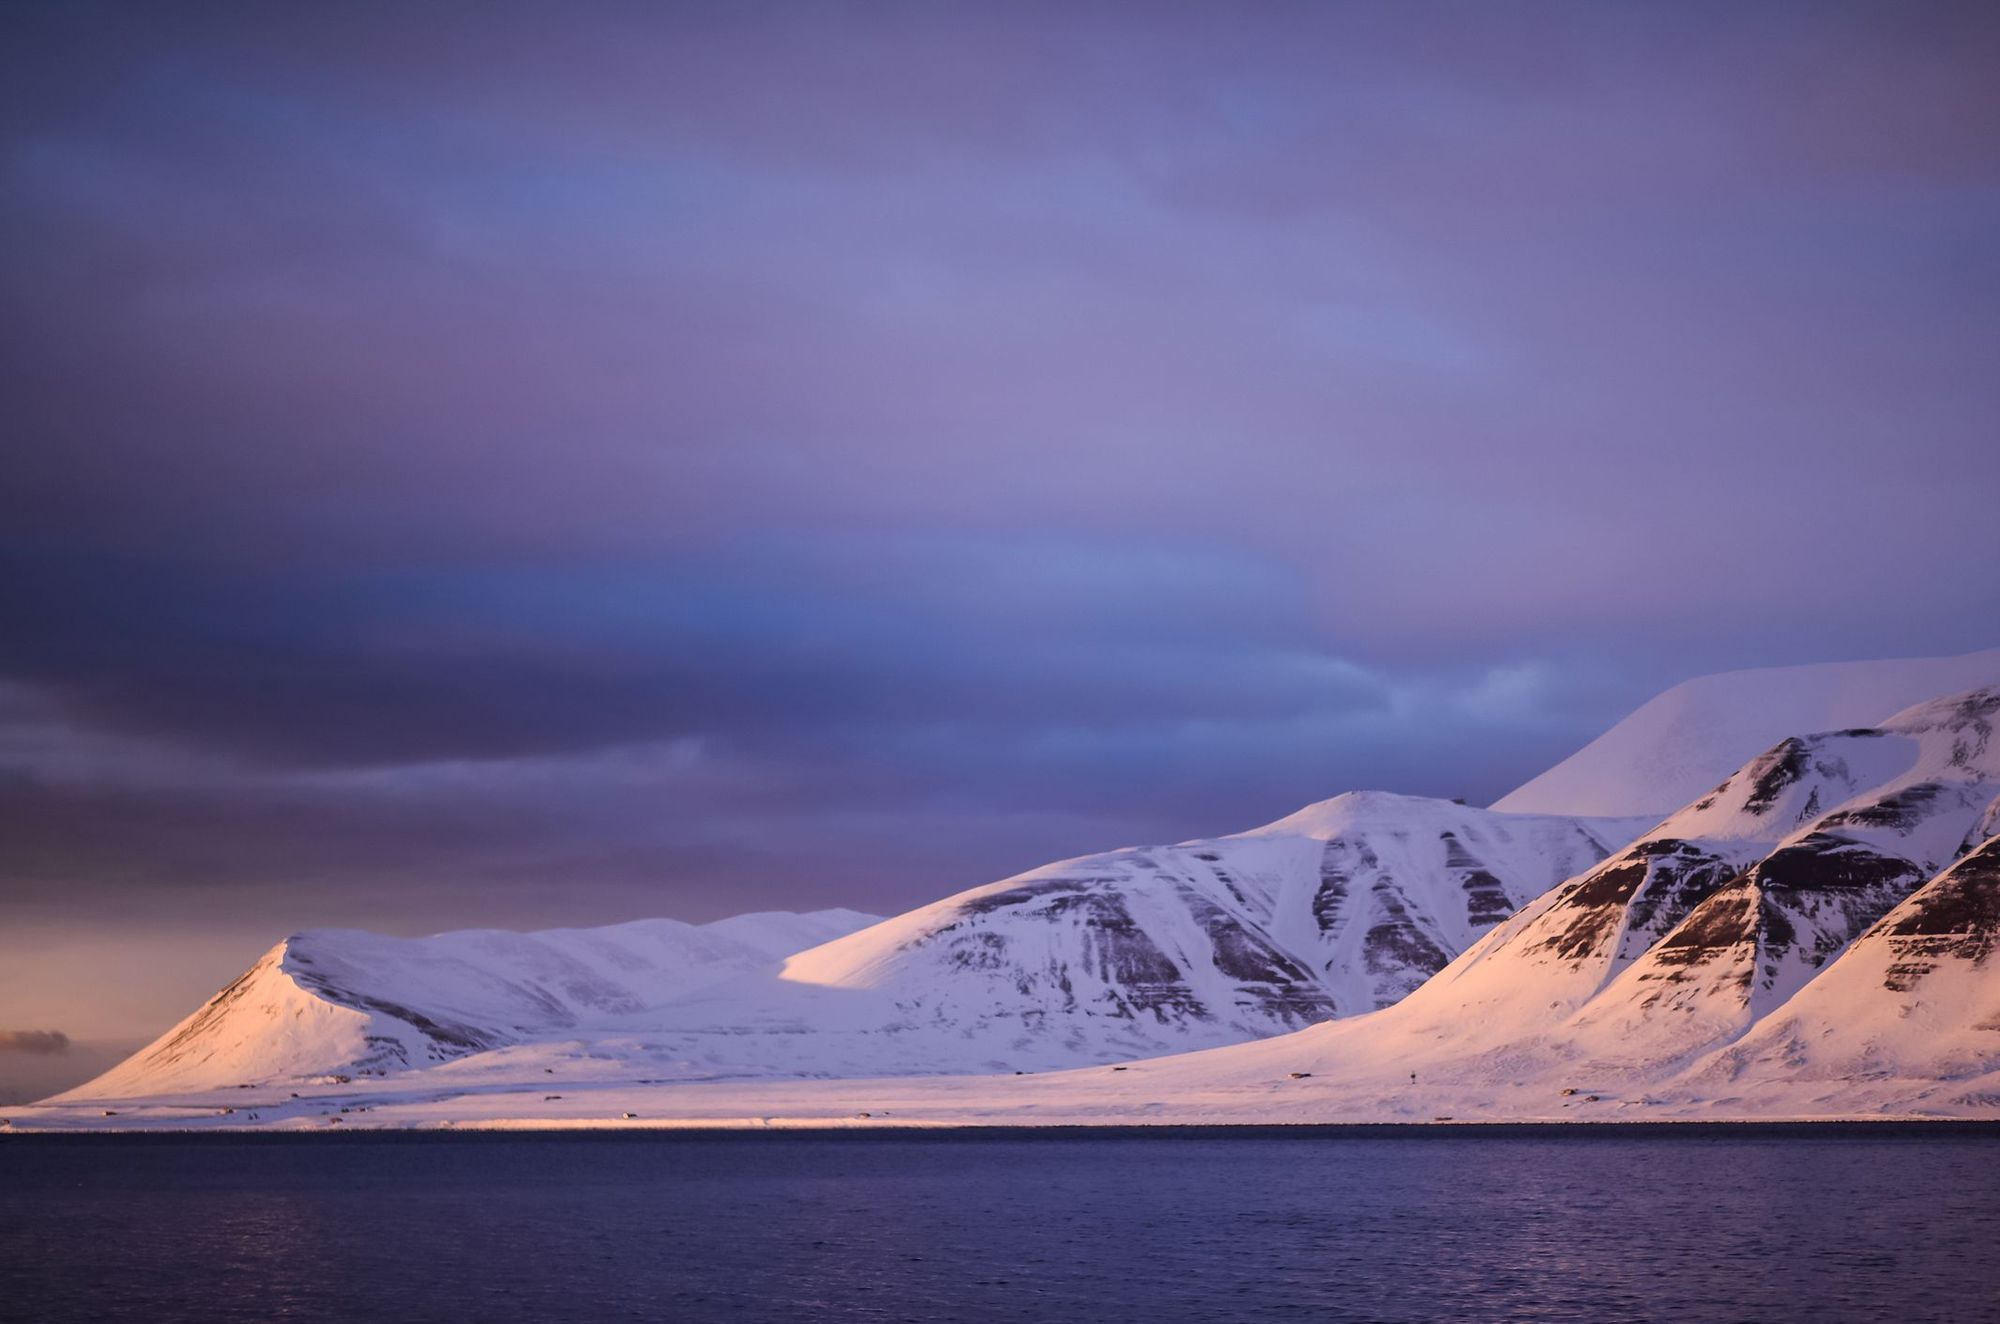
xmin=0 ymin=0 xmax=1997 ymax=1009
xmin=0 ymin=539 xmax=1390 ymax=769
xmin=0 ymin=1030 xmax=71 ymax=1055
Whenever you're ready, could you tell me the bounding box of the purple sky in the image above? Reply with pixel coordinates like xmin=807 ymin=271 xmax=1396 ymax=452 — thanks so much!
xmin=3 ymin=1 xmax=1999 ymax=1049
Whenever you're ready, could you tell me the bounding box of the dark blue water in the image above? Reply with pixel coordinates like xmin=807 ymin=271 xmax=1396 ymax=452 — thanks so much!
xmin=5 ymin=1125 xmax=1998 ymax=1323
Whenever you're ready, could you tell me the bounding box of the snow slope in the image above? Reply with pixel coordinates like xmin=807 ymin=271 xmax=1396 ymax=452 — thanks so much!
xmin=64 ymin=909 xmax=881 ymax=1098
xmin=768 ymin=793 xmax=1646 ymax=1062
xmin=42 ymin=798 xmax=1646 ymax=1101
xmin=1676 ymin=834 xmax=2000 ymax=1113
xmin=1493 ymin=647 xmax=2000 ymax=816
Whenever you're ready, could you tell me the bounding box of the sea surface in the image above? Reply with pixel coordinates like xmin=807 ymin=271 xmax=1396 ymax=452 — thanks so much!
xmin=5 ymin=1125 xmax=1998 ymax=1323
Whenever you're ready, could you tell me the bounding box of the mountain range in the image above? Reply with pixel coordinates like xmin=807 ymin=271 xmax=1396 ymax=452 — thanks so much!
xmin=58 ymin=797 xmax=1652 ymax=1094
xmin=12 ymin=647 xmax=1998 ymax=1128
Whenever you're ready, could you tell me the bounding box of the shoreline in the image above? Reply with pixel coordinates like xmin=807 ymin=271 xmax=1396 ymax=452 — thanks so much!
xmin=10 ymin=1116 xmax=2000 ymax=1139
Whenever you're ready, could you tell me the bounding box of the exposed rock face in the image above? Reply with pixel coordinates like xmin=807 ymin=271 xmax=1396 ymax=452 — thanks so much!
xmin=1875 ymin=837 xmax=2000 ymax=988
xmin=1676 ymin=834 xmax=2000 ymax=1104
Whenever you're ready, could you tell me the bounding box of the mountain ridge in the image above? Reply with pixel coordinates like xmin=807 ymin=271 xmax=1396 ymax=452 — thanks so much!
xmin=1494 ymin=647 xmax=2000 ymax=816
xmin=51 ymin=795 xmax=1649 ymax=1099
xmin=20 ymin=662 xmax=2000 ymax=1128
xmin=64 ymin=907 xmax=883 ymax=1098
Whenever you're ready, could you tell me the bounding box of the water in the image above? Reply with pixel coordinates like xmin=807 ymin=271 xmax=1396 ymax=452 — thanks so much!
xmin=4 ymin=1125 xmax=1997 ymax=1322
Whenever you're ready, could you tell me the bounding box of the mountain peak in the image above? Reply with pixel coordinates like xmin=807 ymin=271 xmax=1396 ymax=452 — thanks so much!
xmin=1493 ymin=648 xmax=2000 ymax=817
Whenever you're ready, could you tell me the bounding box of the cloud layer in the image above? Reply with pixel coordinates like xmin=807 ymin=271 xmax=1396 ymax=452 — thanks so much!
xmin=2 ymin=3 xmax=1998 ymax=1033
xmin=0 ymin=1031 xmax=71 ymax=1056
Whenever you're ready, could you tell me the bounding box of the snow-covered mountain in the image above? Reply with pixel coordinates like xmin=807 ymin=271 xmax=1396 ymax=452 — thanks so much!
xmin=768 ymin=793 xmax=1647 ymax=1061
xmin=495 ymin=685 xmax=1989 ymax=1128
xmin=1494 ymin=647 xmax=2000 ymax=816
xmin=69 ymin=909 xmax=882 ymax=1098
xmin=758 ymin=681 xmax=1996 ymax=1125
xmin=23 ymin=667 xmax=2000 ymax=1130
xmin=1361 ymin=685 xmax=2000 ymax=1089
xmin=1681 ymin=834 xmax=2000 ymax=1113
xmin=50 ymin=797 xmax=1647 ymax=1100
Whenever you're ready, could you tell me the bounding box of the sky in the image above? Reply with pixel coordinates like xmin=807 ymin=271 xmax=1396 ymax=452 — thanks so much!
xmin=3 ymin=1 xmax=1999 ymax=1073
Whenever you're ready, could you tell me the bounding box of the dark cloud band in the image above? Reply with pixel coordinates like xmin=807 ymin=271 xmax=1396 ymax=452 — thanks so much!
xmin=1 ymin=0 xmax=1996 ymax=978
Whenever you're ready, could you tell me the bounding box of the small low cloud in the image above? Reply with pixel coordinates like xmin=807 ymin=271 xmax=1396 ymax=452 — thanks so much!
xmin=0 ymin=1030 xmax=71 ymax=1055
